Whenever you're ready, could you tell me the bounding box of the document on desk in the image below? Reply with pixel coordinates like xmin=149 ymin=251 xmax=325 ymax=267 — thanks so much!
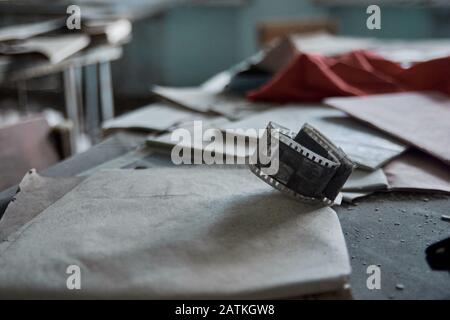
xmin=0 ymin=19 xmax=64 ymax=42
xmin=341 ymin=150 xmax=450 ymax=200
xmin=0 ymin=34 xmax=90 ymax=64
xmin=152 ymin=86 xmax=274 ymax=120
xmin=220 ymin=105 xmax=407 ymax=170
xmin=326 ymin=92 xmax=450 ymax=165
xmin=384 ymin=150 xmax=450 ymax=194
xmin=0 ymin=168 xmax=350 ymax=299
xmin=102 ymin=103 xmax=217 ymax=133
xmin=146 ymin=116 xmax=251 ymax=161
xmin=342 ymin=169 xmax=388 ymax=192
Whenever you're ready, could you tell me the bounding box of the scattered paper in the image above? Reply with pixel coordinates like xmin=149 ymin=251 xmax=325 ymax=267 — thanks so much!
xmin=342 ymin=169 xmax=388 ymax=192
xmin=342 ymin=191 xmax=373 ymax=203
xmin=102 ymin=103 xmax=215 ymax=133
xmin=326 ymin=92 xmax=450 ymax=165
xmin=0 ymin=19 xmax=64 ymax=42
xmin=384 ymin=150 xmax=450 ymax=194
xmin=152 ymin=86 xmax=274 ymax=120
xmin=220 ymin=105 xmax=407 ymax=170
xmin=146 ymin=117 xmax=249 ymax=160
xmin=0 ymin=35 xmax=90 ymax=64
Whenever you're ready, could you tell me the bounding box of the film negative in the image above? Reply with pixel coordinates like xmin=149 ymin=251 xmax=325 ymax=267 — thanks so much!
xmin=249 ymin=122 xmax=354 ymax=205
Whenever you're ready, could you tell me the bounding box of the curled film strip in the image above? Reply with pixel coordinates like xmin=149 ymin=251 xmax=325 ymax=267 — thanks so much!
xmin=249 ymin=122 xmax=354 ymax=206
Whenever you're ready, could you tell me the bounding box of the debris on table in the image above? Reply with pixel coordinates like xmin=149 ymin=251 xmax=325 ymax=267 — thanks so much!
xmin=396 ymin=284 xmax=405 ymax=291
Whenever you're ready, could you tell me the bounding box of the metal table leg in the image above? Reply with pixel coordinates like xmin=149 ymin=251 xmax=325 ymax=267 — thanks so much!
xmin=84 ymin=64 xmax=100 ymax=143
xmin=75 ymin=67 xmax=84 ymax=134
xmin=99 ymin=61 xmax=114 ymax=121
xmin=63 ymin=66 xmax=80 ymax=154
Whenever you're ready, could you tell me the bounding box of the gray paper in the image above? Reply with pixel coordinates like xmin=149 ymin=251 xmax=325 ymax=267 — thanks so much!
xmin=0 ymin=35 xmax=90 ymax=64
xmin=0 ymin=19 xmax=64 ymax=42
xmin=342 ymin=169 xmax=388 ymax=192
xmin=384 ymin=150 xmax=450 ymax=194
xmin=102 ymin=103 xmax=215 ymax=133
xmin=221 ymin=105 xmax=407 ymax=170
xmin=326 ymin=92 xmax=450 ymax=166
xmin=342 ymin=191 xmax=373 ymax=203
xmin=0 ymin=168 xmax=350 ymax=299
xmin=152 ymin=86 xmax=274 ymax=120
xmin=0 ymin=170 xmax=83 ymax=241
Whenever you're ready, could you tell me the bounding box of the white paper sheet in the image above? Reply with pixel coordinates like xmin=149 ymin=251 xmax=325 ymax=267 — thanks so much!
xmin=152 ymin=86 xmax=274 ymax=120
xmin=102 ymin=103 xmax=215 ymax=133
xmin=326 ymin=92 xmax=450 ymax=166
xmin=220 ymin=105 xmax=407 ymax=170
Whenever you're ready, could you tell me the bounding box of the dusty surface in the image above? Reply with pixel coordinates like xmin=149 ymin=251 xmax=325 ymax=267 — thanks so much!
xmin=336 ymin=192 xmax=450 ymax=299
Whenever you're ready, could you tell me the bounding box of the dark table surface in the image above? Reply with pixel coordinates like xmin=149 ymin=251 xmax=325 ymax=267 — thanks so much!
xmin=1 ymin=132 xmax=449 ymax=300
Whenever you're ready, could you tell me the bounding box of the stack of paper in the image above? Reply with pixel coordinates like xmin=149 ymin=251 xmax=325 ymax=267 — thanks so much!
xmin=0 ymin=16 xmax=132 ymax=68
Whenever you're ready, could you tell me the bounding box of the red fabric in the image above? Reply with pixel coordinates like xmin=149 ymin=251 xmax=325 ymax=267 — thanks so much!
xmin=247 ymin=50 xmax=450 ymax=103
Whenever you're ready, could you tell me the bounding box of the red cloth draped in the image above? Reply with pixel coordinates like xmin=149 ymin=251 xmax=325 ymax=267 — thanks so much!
xmin=247 ymin=50 xmax=450 ymax=103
